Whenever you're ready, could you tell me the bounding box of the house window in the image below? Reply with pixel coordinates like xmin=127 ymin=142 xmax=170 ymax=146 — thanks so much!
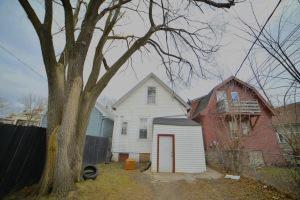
xmin=216 ymin=90 xmax=227 ymax=102
xmin=121 ymin=122 xmax=128 ymax=135
xmin=139 ymin=118 xmax=148 ymax=139
xmin=231 ymin=91 xmax=239 ymax=103
xmin=241 ymin=120 xmax=251 ymax=135
xmin=276 ymin=132 xmax=287 ymax=143
xmin=147 ymin=87 xmax=156 ymax=104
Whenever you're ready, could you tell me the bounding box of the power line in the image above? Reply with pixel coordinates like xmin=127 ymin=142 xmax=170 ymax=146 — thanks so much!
xmin=234 ymin=0 xmax=282 ymax=76
xmin=0 ymin=43 xmax=47 ymax=81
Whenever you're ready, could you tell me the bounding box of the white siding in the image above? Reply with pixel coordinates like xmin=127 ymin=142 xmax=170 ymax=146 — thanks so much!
xmin=152 ymin=125 xmax=206 ymax=173
xmin=112 ymin=77 xmax=187 ymax=161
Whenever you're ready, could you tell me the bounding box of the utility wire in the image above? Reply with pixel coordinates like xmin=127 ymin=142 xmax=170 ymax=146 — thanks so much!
xmin=0 ymin=43 xmax=47 ymax=81
xmin=234 ymin=0 xmax=282 ymax=76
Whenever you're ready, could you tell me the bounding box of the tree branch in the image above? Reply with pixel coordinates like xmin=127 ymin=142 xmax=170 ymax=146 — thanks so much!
xmin=44 ymin=0 xmax=53 ymax=31
xmin=149 ymin=0 xmax=155 ymax=27
xmin=96 ymin=0 xmax=132 ymax=21
xmin=193 ymin=0 xmax=235 ymax=8
xmin=93 ymin=28 xmax=157 ymax=95
xmin=19 ymin=0 xmax=57 ymax=76
xmin=84 ymin=6 xmax=121 ymax=92
xmin=102 ymin=57 xmax=110 ymax=70
xmin=19 ymin=0 xmax=42 ymax=34
xmin=61 ymin=0 xmax=75 ymax=48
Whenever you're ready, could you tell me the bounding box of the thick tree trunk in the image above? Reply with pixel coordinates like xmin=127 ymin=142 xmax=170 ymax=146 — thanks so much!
xmin=72 ymin=94 xmax=98 ymax=181
xmin=39 ymin=66 xmax=64 ymax=195
xmin=52 ymin=76 xmax=83 ymax=195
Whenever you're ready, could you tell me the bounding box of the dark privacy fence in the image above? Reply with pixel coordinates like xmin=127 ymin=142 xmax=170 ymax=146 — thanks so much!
xmin=83 ymin=135 xmax=109 ymax=165
xmin=0 ymin=124 xmax=109 ymax=199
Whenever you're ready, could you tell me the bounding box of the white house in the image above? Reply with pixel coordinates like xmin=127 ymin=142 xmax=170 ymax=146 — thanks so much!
xmin=111 ymin=73 xmax=206 ymax=173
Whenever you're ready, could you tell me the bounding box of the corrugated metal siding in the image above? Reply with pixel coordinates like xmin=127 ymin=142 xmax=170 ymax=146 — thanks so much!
xmin=112 ymin=77 xmax=187 ymax=161
xmin=152 ymin=124 xmax=206 ymax=173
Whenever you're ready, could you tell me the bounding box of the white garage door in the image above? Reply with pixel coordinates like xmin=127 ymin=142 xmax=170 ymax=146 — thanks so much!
xmin=159 ymin=136 xmax=173 ymax=172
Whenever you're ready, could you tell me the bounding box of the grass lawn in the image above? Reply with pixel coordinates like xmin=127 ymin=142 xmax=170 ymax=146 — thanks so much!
xmin=74 ymin=163 xmax=153 ymax=200
xmin=257 ymin=167 xmax=300 ymax=198
xmin=5 ymin=163 xmax=296 ymax=200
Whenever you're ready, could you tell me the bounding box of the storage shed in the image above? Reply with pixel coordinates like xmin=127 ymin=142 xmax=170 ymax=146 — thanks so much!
xmin=151 ymin=117 xmax=206 ymax=173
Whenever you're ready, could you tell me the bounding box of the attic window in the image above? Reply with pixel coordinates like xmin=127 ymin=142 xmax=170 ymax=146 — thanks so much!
xmin=147 ymin=87 xmax=156 ymax=104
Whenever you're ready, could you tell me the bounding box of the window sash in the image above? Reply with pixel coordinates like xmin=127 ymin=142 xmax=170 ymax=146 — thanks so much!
xmin=216 ymin=91 xmax=227 ymax=102
xmin=231 ymin=91 xmax=239 ymax=103
xmin=229 ymin=120 xmax=238 ymax=138
xmin=241 ymin=120 xmax=250 ymax=135
xmin=139 ymin=129 xmax=147 ymax=139
xmin=147 ymin=87 xmax=156 ymax=104
xmin=121 ymin=122 xmax=127 ymax=135
xmin=139 ymin=118 xmax=148 ymax=139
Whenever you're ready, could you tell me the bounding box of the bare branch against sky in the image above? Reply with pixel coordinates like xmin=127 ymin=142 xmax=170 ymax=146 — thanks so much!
xmin=237 ymin=0 xmax=300 ymax=105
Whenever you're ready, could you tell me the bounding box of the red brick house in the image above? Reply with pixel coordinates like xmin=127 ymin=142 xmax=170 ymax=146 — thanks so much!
xmin=272 ymin=102 xmax=300 ymax=161
xmin=189 ymin=76 xmax=284 ymax=166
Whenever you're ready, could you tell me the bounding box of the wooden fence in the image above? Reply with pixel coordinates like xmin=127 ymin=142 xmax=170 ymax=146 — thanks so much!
xmin=0 ymin=124 xmax=109 ymax=198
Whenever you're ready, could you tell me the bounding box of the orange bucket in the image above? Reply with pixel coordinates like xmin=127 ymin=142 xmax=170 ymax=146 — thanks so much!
xmin=124 ymin=159 xmax=136 ymax=170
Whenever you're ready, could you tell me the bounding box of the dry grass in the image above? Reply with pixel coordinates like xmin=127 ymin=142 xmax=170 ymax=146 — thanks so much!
xmin=75 ymin=163 xmax=153 ymax=200
xmin=257 ymin=167 xmax=300 ymax=198
xmin=5 ymin=163 xmax=295 ymax=200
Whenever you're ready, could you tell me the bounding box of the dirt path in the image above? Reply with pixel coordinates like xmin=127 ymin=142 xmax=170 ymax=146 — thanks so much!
xmin=136 ymin=166 xmax=294 ymax=200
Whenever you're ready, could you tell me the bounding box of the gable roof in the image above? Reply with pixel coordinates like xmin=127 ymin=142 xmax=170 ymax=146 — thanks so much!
xmin=192 ymin=90 xmax=213 ymax=115
xmin=153 ymin=117 xmax=200 ymax=126
xmin=191 ymin=76 xmax=275 ymax=118
xmin=113 ymin=73 xmax=189 ymax=108
xmin=95 ymin=102 xmax=114 ymax=120
xmin=272 ymin=102 xmax=300 ymax=125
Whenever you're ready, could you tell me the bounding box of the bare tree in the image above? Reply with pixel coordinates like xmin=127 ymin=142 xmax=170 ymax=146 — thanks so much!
xmin=237 ymin=1 xmax=300 ymax=106
xmin=271 ymin=103 xmax=300 ymax=196
xmin=18 ymin=0 xmax=240 ymax=196
xmin=209 ymin=113 xmax=244 ymax=173
xmin=236 ymin=3 xmax=300 ymax=192
xmin=19 ymin=94 xmax=46 ymax=126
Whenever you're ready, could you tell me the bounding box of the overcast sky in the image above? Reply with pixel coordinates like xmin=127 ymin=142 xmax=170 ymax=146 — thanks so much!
xmin=0 ymin=0 xmax=298 ymax=115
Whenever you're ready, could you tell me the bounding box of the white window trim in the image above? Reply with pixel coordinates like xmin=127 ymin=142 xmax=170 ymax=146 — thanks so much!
xmin=147 ymin=86 xmax=156 ymax=105
xmin=231 ymin=91 xmax=239 ymax=103
xmin=121 ymin=121 xmax=128 ymax=135
xmin=139 ymin=118 xmax=148 ymax=139
xmin=216 ymin=90 xmax=227 ymax=102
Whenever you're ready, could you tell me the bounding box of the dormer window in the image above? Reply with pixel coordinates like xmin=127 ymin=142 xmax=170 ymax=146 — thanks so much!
xmin=147 ymin=87 xmax=156 ymax=104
